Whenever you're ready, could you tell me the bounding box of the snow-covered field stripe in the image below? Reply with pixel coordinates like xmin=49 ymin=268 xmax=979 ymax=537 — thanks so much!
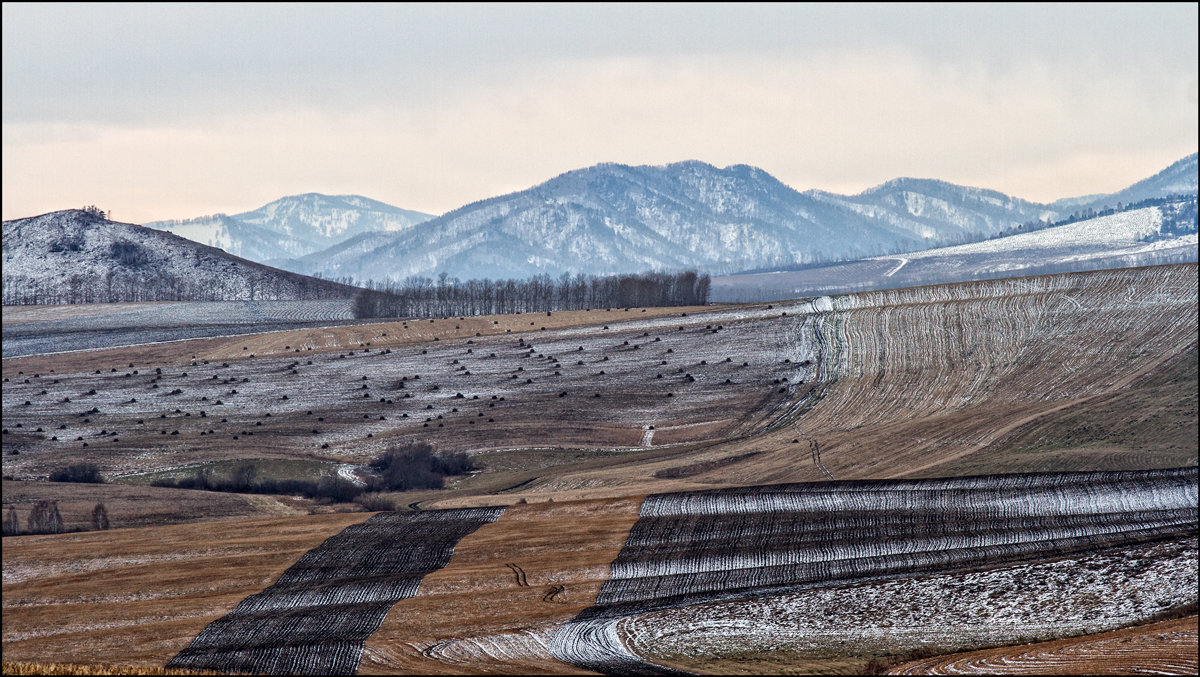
xmin=167 ymin=507 xmax=504 ymax=675
xmin=548 ymin=468 xmax=1197 ymax=675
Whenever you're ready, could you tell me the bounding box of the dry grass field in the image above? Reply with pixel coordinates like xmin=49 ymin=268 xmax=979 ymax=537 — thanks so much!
xmin=1 ymin=301 xmax=178 ymax=325
xmin=1 ymin=662 xmax=219 ymax=675
xmin=4 ymin=264 xmax=1198 ymax=675
xmin=2 ymin=513 xmax=371 ymax=667
xmin=889 ymin=615 xmax=1199 ymax=675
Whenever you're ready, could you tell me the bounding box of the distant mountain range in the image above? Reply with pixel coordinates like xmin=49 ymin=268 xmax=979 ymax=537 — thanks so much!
xmin=261 ymin=154 xmax=1197 ymax=283
xmin=1 ymin=209 xmax=357 ymax=305
xmin=712 ymin=196 xmax=1199 ymax=302
xmin=146 ymin=194 xmax=434 ymax=263
xmin=6 ymin=154 xmax=1195 ymax=307
xmin=1070 ymin=154 xmax=1198 ymax=212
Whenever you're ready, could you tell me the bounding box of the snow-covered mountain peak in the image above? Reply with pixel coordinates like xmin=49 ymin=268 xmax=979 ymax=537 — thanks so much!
xmin=272 ymin=155 xmax=1196 ymax=283
xmin=146 ymin=194 xmax=435 ymax=263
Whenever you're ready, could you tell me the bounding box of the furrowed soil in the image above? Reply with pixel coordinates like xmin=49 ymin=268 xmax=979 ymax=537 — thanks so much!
xmin=924 ymin=343 xmax=1198 ymax=476
xmin=4 ymin=478 xmax=1194 ymax=675
xmin=359 ymin=497 xmax=643 ymax=674
xmin=1 ymin=301 xmax=178 ymax=325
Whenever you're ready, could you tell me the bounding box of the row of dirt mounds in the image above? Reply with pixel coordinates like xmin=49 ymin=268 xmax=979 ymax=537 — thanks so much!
xmin=167 ymin=507 xmax=503 ymax=675
xmin=889 ymin=615 xmax=1198 ymax=675
xmin=3 ymin=266 xmax=1195 ymax=496
xmin=0 ymin=302 xmax=798 ymax=481
xmin=548 ymin=468 xmax=1198 ymax=675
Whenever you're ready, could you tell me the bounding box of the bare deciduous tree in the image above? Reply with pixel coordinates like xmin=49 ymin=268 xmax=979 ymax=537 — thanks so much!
xmin=3 ymin=506 xmax=19 ymax=536
xmin=92 ymin=502 xmax=110 ymax=531
xmin=27 ymin=500 xmax=63 ymax=535
xmin=352 ymin=270 xmax=712 ymax=319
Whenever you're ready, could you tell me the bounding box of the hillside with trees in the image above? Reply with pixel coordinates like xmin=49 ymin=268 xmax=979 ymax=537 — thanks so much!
xmin=2 ymin=209 xmax=359 ymax=305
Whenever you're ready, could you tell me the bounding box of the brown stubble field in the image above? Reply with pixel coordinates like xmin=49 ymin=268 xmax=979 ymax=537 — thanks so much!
xmin=2 ymin=513 xmax=371 ymax=667
xmin=888 ymin=615 xmax=1199 ymax=675
xmin=1 ymin=499 xmax=644 ymax=673
xmin=3 ymin=264 xmax=1198 ymax=675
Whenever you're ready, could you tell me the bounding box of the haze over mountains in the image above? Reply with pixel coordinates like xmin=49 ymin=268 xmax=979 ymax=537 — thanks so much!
xmin=277 ymin=162 xmax=1059 ymax=282
xmin=150 ymin=154 xmax=1196 ymax=283
xmin=146 ymin=194 xmax=434 ymax=263
xmin=2 ymin=154 xmax=1195 ymax=307
xmin=713 ymin=199 xmax=1199 ymax=302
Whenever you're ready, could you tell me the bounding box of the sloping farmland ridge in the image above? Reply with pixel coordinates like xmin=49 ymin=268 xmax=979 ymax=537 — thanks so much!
xmin=3 ymin=263 xmax=1198 ymax=674
xmin=550 ymin=469 xmax=1197 ymax=675
xmin=888 ymin=615 xmax=1198 ymax=675
xmin=1 ymin=471 xmax=1195 ymax=675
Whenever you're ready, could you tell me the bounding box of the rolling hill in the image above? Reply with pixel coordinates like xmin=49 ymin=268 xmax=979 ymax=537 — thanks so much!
xmin=284 ymin=161 xmax=1074 ymax=282
xmin=713 ymin=197 xmax=1199 ymax=302
xmin=2 ymin=262 xmax=1196 ymax=674
xmin=1 ymin=209 xmax=359 ymax=305
xmin=282 ymin=154 xmax=1196 ymax=283
xmin=146 ymin=193 xmax=434 ymax=263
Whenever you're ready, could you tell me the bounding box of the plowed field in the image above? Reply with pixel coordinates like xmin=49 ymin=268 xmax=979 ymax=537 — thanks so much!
xmin=4 ymin=264 xmax=1198 ymax=675
xmin=4 ymin=471 xmax=1196 ymax=675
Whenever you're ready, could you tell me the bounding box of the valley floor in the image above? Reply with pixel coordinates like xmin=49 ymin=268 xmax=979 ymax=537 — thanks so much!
xmin=3 ymin=263 xmax=1198 ymax=674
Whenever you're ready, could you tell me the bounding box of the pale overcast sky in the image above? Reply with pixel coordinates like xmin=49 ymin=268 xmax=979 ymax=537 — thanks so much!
xmin=3 ymin=3 xmax=1197 ymax=223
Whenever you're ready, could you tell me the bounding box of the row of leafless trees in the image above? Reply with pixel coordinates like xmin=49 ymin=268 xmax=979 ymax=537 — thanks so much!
xmin=3 ymin=501 xmax=109 ymax=536
xmin=351 ymin=270 xmax=711 ymax=319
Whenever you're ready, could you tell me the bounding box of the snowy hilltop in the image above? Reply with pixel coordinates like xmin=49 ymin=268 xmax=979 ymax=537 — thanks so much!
xmin=2 ymin=209 xmax=357 ymax=305
xmin=146 ymin=193 xmax=434 ymax=264
xmin=276 ymin=154 xmax=1197 ymax=283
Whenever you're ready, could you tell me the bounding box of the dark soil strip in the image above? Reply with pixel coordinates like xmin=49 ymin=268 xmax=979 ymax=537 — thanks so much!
xmin=167 ymin=507 xmax=504 ymax=675
xmin=550 ymin=467 xmax=1198 ymax=675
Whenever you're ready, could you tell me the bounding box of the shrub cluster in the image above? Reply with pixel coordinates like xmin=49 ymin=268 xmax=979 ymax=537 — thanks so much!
xmin=3 ymin=506 xmax=19 ymax=536
xmin=365 ymin=442 xmax=474 ymax=492
xmin=26 ymin=500 xmax=63 ymax=534
xmin=109 ymin=241 xmax=150 ymax=268
xmin=48 ymin=462 xmax=104 ymax=483
xmin=149 ymin=444 xmax=476 ymax=503
xmin=353 ymin=493 xmax=397 ymax=512
xmin=151 ymin=466 xmax=361 ymax=502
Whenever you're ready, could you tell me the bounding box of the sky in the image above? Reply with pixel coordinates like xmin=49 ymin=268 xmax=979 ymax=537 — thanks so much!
xmin=2 ymin=3 xmax=1197 ymax=224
